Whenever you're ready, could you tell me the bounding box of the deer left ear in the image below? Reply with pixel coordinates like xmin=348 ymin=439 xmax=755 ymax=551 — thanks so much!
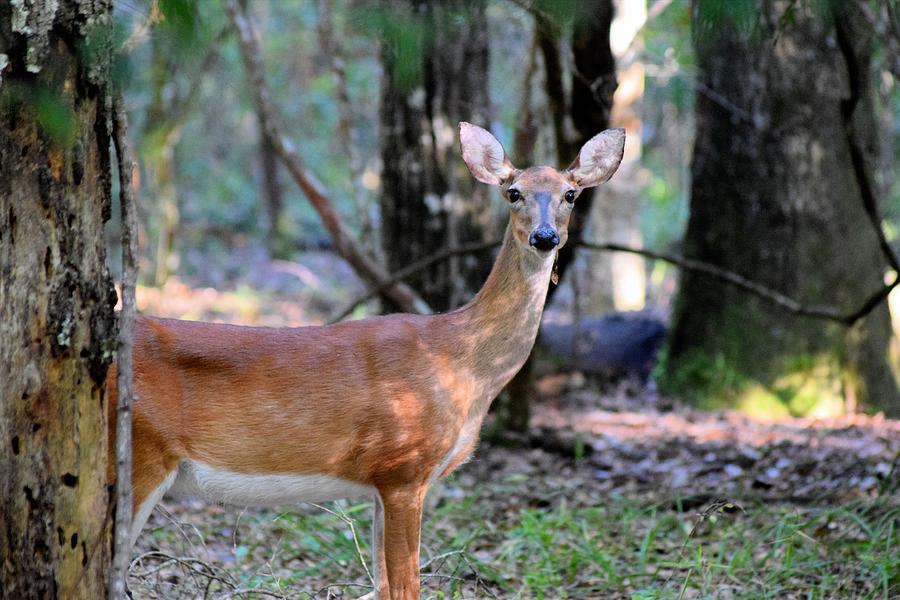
xmin=459 ymin=122 xmax=517 ymax=186
xmin=566 ymin=128 xmax=626 ymax=188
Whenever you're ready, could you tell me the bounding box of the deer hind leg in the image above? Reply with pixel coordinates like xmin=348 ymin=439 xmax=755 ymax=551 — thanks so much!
xmin=376 ymin=484 xmax=427 ymax=600
xmin=371 ymin=493 xmax=389 ymax=598
xmin=128 ymin=420 xmax=179 ymax=548
xmin=130 ymin=468 xmax=177 ymax=548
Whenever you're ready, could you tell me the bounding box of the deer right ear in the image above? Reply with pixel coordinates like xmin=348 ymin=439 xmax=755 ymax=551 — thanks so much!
xmin=566 ymin=128 xmax=626 ymax=188
xmin=459 ymin=122 xmax=516 ymax=186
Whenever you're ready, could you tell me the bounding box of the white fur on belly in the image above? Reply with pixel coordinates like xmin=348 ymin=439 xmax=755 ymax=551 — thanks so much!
xmin=167 ymin=460 xmax=375 ymax=507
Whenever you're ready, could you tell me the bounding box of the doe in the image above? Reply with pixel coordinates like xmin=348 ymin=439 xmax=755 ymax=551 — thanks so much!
xmin=107 ymin=122 xmax=625 ymax=599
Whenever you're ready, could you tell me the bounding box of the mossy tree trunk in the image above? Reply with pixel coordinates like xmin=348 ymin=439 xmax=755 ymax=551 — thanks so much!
xmin=0 ymin=1 xmax=117 ymax=597
xmin=663 ymin=0 xmax=900 ymax=416
xmin=379 ymin=0 xmax=495 ymax=312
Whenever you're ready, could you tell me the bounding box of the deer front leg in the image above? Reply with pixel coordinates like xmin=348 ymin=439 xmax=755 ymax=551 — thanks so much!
xmin=375 ymin=485 xmax=427 ymax=600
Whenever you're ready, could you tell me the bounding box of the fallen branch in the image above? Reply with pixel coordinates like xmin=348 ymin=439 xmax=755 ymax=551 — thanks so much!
xmin=223 ymin=0 xmax=429 ymax=315
xmin=109 ymin=93 xmax=137 ymax=600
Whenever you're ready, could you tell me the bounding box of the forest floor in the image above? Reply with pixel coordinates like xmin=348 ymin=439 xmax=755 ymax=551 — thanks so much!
xmin=126 ymin=278 xmax=900 ymax=599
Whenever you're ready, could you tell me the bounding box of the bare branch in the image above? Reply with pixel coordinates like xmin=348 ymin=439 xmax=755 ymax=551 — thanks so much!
xmin=577 ymin=240 xmax=898 ymax=326
xmin=109 ymin=94 xmax=137 ymax=600
xmin=834 ymin=10 xmax=900 ymax=275
xmin=223 ymin=0 xmax=429 ymax=315
xmin=328 ymin=240 xmax=501 ymax=323
xmin=330 ymin=235 xmax=897 ymax=328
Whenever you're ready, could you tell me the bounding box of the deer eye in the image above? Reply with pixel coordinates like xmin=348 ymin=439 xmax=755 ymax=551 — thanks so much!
xmin=507 ymin=188 xmax=521 ymax=202
xmin=564 ymin=190 xmax=576 ymax=203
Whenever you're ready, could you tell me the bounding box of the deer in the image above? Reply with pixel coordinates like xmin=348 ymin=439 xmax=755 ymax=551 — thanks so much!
xmin=106 ymin=122 xmax=625 ymax=599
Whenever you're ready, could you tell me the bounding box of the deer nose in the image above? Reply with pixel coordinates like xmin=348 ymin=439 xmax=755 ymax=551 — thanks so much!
xmin=529 ymin=226 xmax=560 ymax=251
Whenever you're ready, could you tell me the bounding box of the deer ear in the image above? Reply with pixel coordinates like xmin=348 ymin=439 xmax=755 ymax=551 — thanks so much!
xmin=459 ymin=122 xmax=516 ymax=186
xmin=566 ymin=128 xmax=626 ymax=188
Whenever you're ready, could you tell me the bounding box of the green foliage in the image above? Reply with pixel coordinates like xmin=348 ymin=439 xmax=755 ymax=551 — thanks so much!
xmin=33 ymin=86 xmax=76 ymax=147
xmin=0 ymin=82 xmax=75 ymax=148
xmin=366 ymin=5 xmax=428 ymax=92
xmin=157 ymin=0 xmax=204 ymax=56
xmin=640 ymin=0 xmax=694 ymax=253
xmin=693 ymin=0 xmax=760 ymax=50
xmin=655 ymin=348 xmax=747 ymax=411
xmin=137 ymin=492 xmax=900 ymax=598
xmin=657 ymin=346 xmax=851 ymax=418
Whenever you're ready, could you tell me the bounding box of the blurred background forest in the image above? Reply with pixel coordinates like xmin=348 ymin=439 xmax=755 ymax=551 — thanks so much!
xmin=109 ymin=0 xmax=900 ymax=421
xmin=96 ymin=0 xmax=900 ymax=596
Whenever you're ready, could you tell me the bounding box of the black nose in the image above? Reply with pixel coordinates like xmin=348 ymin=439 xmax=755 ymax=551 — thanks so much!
xmin=529 ymin=226 xmax=560 ymax=251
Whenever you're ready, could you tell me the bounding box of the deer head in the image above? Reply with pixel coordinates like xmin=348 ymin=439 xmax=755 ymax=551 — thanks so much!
xmin=459 ymin=121 xmax=626 ymax=258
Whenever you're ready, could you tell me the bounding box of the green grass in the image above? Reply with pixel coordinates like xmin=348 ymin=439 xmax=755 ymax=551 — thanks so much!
xmin=132 ymin=488 xmax=899 ymax=599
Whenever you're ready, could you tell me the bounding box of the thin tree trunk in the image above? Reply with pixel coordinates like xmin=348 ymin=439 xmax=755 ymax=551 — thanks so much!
xmin=554 ymin=0 xmax=616 ymax=298
xmin=259 ymin=135 xmax=286 ymax=256
xmin=0 ymin=1 xmax=117 ymax=597
xmin=380 ymin=0 xmax=495 ymax=312
xmin=498 ymin=1 xmax=616 ymax=433
xmin=664 ymin=0 xmax=900 ymax=415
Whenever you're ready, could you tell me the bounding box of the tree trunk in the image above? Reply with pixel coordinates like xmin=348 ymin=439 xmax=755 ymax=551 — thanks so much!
xmin=380 ymin=0 xmax=495 ymax=312
xmin=663 ymin=0 xmax=900 ymax=416
xmin=259 ymin=134 xmax=287 ymax=257
xmin=0 ymin=1 xmax=117 ymax=597
xmin=147 ymin=42 xmax=180 ymax=286
xmin=541 ymin=0 xmax=616 ymax=298
xmin=496 ymin=1 xmax=616 ymax=434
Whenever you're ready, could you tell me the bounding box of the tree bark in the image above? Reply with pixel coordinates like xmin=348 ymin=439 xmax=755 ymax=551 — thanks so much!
xmin=379 ymin=0 xmax=495 ymax=312
xmin=664 ymin=0 xmax=900 ymax=416
xmin=537 ymin=0 xmax=616 ymax=300
xmin=497 ymin=1 xmax=616 ymax=433
xmin=0 ymin=1 xmax=117 ymax=597
xmin=259 ymin=134 xmax=286 ymax=257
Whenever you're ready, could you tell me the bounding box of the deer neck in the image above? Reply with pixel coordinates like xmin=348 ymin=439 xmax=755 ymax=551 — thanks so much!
xmin=445 ymin=222 xmax=555 ymax=413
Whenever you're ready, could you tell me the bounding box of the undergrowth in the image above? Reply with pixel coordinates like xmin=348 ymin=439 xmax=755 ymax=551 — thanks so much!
xmin=129 ymin=484 xmax=899 ymax=599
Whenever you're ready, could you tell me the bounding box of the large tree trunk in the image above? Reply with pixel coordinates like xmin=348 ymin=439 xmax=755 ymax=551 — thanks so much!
xmin=0 ymin=1 xmax=117 ymax=597
xmin=663 ymin=0 xmax=900 ymax=416
xmin=379 ymin=0 xmax=495 ymax=312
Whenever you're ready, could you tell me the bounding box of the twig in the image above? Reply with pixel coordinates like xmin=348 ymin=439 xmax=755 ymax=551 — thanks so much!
xmin=223 ymin=0 xmax=429 ymax=315
xmin=661 ymin=498 xmax=745 ymax=590
xmin=215 ymin=588 xmax=295 ymax=599
xmin=328 ymin=239 xmax=501 ymax=323
xmin=309 ymin=502 xmax=375 ymax=586
xmin=317 ymin=581 xmax=375 ymax=598
xmin=129 ymin=551 xmax=238 ymax=589
xmin=109 ymin=93 xmax=137 ymax=600
xmin=154 ymin=503 xmax=209 ymax=552
xmin=419 ymin=549 xmax=467 ymax=571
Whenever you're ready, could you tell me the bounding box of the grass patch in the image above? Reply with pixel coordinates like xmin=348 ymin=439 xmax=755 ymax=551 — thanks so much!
xmin=131 ymin=488 xmax=899 ymax=599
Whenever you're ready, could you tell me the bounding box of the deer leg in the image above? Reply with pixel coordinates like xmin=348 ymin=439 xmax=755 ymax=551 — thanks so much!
xmin=377 ymin=485 xmax=427 ymax=600
xmin=371 ymin=493 xmax=389 ymax=598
